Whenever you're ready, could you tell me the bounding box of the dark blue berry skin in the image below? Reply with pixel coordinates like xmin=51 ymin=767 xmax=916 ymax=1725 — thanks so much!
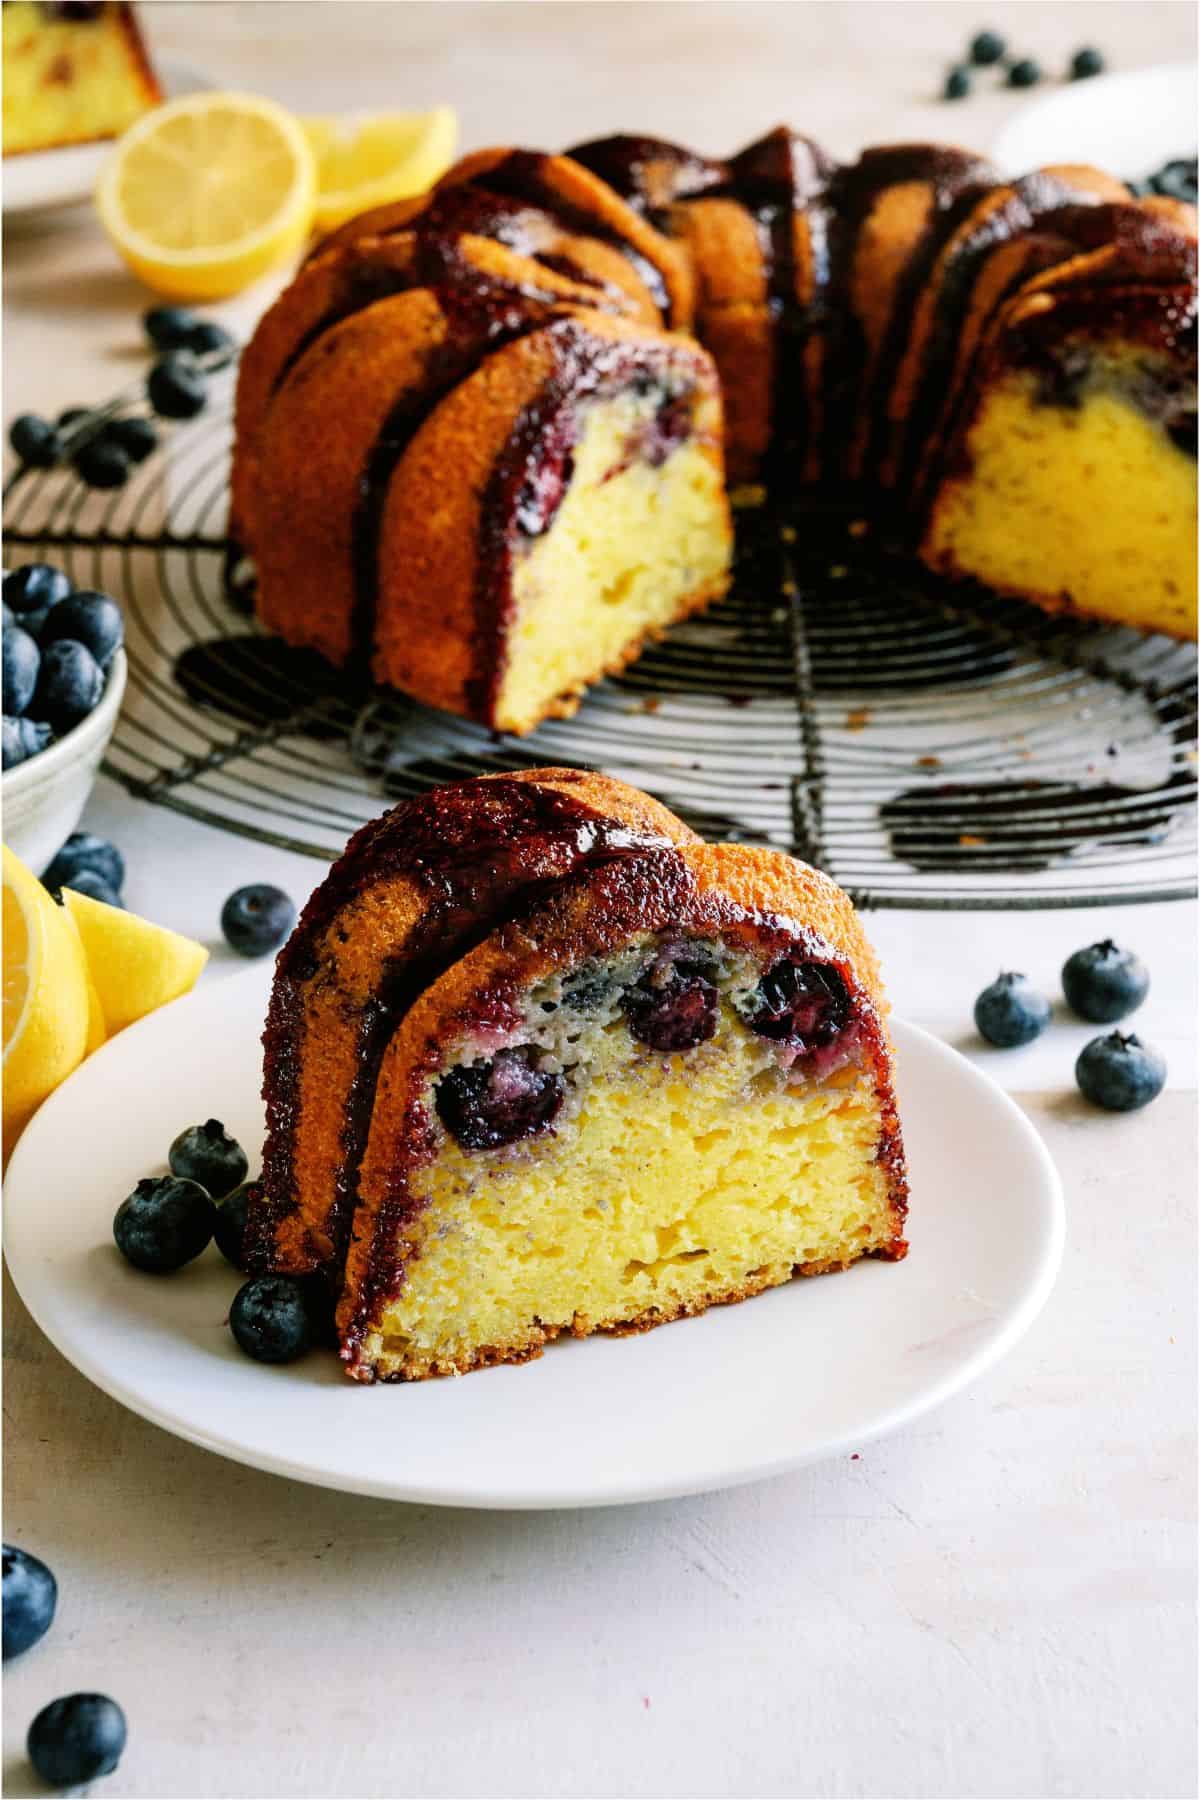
xmin=72 ymin=435 xmax=130 ymax=489
xmin=4 ymin=562 xmax=71 ymax=638
xmin=969 ymin=28 xmax=1006 ymax=63
xmin=40 ymin=591 xmax=124 ymax=668
xmin=230 ymin=1274 xmax=314 ymax=1364
xmin=147 ymin=353 xmax=207 ymax=419
xmin=169 ymin=1118 xmax=249 ymax=1198
xmin=1 ymin=601 xmax=13 ymax=633
xmin=1062 ymin=940 xmax=1149 ymax=1024
xmin=104 ymin=414 xmax=158 ymax=463
xmin=943 ymin=66 xmax=971 ymax=99
xmin=214 ymin=1181 xmax=255 ymax=1270
xmin=61 ymin=868 xmax=123 ymax=907
xmin=220 ymin=883 xmax=297 ymax=957
xmin=1070 ymin=46 xmax=1105 ymax=78
xmin=1075 ymin=1033 xmax=1166 ymax=1112
xmin=436 ymin=1047 xmax=565 ymax=1150
xmin=1007 ymin=58 xmax=1041 ymax=87
xmin=2 ymin=1546 xmax=57 ymax=1660
xmin=32 ymin=639 xmax=105 ymax=734
xmin=113 ymin=1176 xmax=215 ymax=1272
xmin=9 ymin=413 xmax=60 ymax=468
xmin=143 ymin=304 xmax=199 ymax=350
xmin=57 ymin=406 xmax=91 ymax=431
xmin=28 ymin=1694 xmax=126 ymax=1786
xmin=974 ymin=972 xmax=1051 ymax=1047
xmin=42 ymin=831 xmax=125 ymax=895
xmin=2 ymin=625 xmax=40 ymax=717
xmin=185 ymin=320 xmax=237 ymax=363
xmin=620 ymin=964 xmax=719 ymax=1051
xmin=2 ymin=715 xmax=52 ymax=769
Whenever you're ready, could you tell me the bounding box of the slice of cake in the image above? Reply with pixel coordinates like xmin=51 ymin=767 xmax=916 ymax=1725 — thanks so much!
xmin=2 ymin=2 xmax=161 ymax=156
xmin=249 ymin=770 xmax=908 ymax=1382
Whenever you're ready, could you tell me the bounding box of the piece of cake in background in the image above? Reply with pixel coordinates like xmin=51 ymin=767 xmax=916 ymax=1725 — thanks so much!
xmin=2 ymin=2 xmax=161 ymax=156
xmin=247 ymin=768 xmax=908 ymax=1382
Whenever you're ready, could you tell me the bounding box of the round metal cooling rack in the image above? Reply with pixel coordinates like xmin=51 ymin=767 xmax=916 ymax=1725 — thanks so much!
xmin=4 ymin=361 xmax=1196 ymax=909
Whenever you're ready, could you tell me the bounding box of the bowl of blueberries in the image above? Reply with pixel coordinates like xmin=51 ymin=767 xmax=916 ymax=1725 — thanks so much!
xmin=2 ymin=561 xmax=127 ymax=877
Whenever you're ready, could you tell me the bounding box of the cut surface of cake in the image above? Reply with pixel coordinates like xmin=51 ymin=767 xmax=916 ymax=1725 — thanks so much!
xmin=2 ymin=1 xmax=160 ymax=155
xmin=249 ymin=770 xmax=908 ymax=1382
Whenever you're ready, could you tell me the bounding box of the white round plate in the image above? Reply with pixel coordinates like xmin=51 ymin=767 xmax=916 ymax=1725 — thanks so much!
xmin=3 ymin=970 xmax=1064 ymax=1509
xmin=993 ymin=60 xmax=1196 ymax=179
xmin=2 ymin=58 xmax=214 ymax=219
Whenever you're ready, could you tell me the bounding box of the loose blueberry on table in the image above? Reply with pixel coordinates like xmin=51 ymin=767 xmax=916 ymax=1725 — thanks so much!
xmin=213 ymin=1180 xmax=257 ymax=1271
xmin=169 ymin=1118 xmax=250 ymax=1198
xmin=42 ymin=830 xmax=125 ymax=899
xmin=71 ymin=435 xmax=130 ymax=490
xmin=104 ymin=414 xmax=159 ymax=463
xmin=220 ymin=882 xmax=297 ymax=957
xmin=143 ymin=303 xmax=200 ymax=351
xmin=1070 ymin=46 xmax=1105 ymax=79
xmin=113 ymin=1175 xmax=216 ymax=1273
xmin=147 ymin=352 xmax=207 ymax=420
xmin=943 ymin=66 xmax=971 ymax=100
xmin=229 ymin=1274 xmax=316 ymax=1364
xmin=27 ymin=1693 xmax=127 ymax=1787
xmin=2 ymin=1545 xmax=57 ymax=1660
xmin=1075 ymin=1033 xmax=1166 ymax=1112
xmin=968 ymin=29 xmax=1006 ymax=64
xmin=8 ymin=412 xmax=61 ymax=468
xmin=974 ymin=972 xmax=1051 ymax=1047
xmin=1062 ymin=940 xmax=1149 ymax=1024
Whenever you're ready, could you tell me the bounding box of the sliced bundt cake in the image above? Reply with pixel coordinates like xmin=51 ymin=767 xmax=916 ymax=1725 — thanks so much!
xmin=2 ymin=1 xmax=160 ymax=155
xmin=249 ymin=770 xmax=908 ymax=1382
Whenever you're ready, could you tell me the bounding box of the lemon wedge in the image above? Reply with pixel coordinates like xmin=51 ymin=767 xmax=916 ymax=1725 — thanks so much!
xmin=62 ymin=887 xmax=208 ymax=1038
xmin=3 ymin=846 xmax=92 ymax=1158
xmin=96 ymin=91 xmax=317 ymax=300
xmin=302 ymin=106 xmax=456 ymax=233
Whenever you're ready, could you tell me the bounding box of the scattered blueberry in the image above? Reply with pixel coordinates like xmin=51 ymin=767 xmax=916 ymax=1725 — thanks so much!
xmin=4 ymin=562 xmax=71 ymax=637
xmin=184 ymin=319 xmax=236 ymax=362
xmin=1062 ymin=940 xmax=1149 ymax=1023
xmin=213 ymin=1181 xmax=255 ymax=1271
xmin=113 ymin=1175 xmax=215 ymax=1272
xmin=436 ymin=1046 xmax=565 ymax=1150
xmin=147 ymin=352 xmax=207 ymax=420
xmin=621 ymin=962 xmax=718 ymax=1051
xmin=2 ymin=1546 xmax=57 ymax=1660
xmin=169 ymin=1118 xmax=249 ymax=1198
xmin=72 ymin=435 xmax=130 ymax=490
xmin=1070 ymin=46 xmax=1105 ymax=79
xmin=41 ymin=591 xmax=124 ymax=668
xmin=1144 ymin=157 xmax=1199 ymax=205
xmin=749 ymin=959 xmax=850 ymax=1048
xmin=60 ymin=868 xmax=123 ymax=907
xmin=32 ymin=639 xmax=105 ymax=734
xmin=27 ymin=1693 xmax=126 ymax=1787
xmin=974 ymin=971 xmax=1051 ymax=1047
xmin=1075 ymin=1032 xmax=1166 ymax=1112
xmin=103 ymin=414 xmax=158 ymax=463
xmin=1 ymin=601 xmax=12 ymax=632
xmin=969 ymin=28 xmax=1006 ymax=64
xmin=230 ymin=1274 xmax=314 ymax=1364
xmin=2 ymin=716 xmax=52 ymax=770
xmin=1007 ymin=57 xmax=1041 ymax=88
xmin=2 ymin=626 xmax=40 ymax=717
xmin=143 ymin=303 xmax=199 ymax=351
xmin=57 ymin=406 xmax=91 ymax=431
xmin=8 ymin=413 xmax=60 ymax=468
xmin=42 ymin=830 xmax=125 ymax=895
xmin=220 ymin=883 xmax=297 ymax=957
xmin=943 ymin=65 xmax=971 ymax=100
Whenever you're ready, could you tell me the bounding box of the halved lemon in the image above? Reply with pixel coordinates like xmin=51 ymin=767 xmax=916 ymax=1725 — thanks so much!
xmin=62 ymin=887 xmax=209 ymax=1038
xmin=302 ymin=105 xmax=457 ymax=233
xmin=3 ymin=845 xmax=92 ymax=1158
xmin=96 ymin=91 xmax=317 ymax=300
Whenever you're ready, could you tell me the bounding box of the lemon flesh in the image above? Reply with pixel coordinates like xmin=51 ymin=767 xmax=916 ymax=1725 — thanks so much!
xmin=3 ymin=846 xmax=91 ymax=1158
xmin=62 ymin=887 xmax=208 ymax=1037
xmin=303 ymin=106 xmax=456 ymax=232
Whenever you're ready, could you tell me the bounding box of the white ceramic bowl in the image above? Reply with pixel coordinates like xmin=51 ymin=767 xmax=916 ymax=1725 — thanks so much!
xmin=2 ymin=649 xmax=127 ymax=876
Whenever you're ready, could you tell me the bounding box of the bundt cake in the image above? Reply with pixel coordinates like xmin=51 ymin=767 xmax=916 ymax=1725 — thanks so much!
xmin=248 ymin=769 xmax=908 ymax=1382
xmin=230 ymin=129 xmax=1197 ymax=730
xmin=2 ymin=1 xmax=161 ymax=156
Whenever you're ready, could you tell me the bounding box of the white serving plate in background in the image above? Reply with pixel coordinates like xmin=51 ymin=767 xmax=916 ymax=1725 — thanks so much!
xmin=993 ymin=60 xmax=1196 ymax=179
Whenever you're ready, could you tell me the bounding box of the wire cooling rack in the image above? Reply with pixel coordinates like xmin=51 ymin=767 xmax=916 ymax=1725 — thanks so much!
xmin=4 ymin=358 xmax=1196 ymax=909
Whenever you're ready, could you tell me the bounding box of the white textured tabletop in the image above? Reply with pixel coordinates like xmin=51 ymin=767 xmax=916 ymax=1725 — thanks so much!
xmin=3 ymin=5 xmax=1197 ymax=1797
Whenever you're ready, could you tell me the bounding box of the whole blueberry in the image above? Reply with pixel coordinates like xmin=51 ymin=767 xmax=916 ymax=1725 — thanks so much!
xmin=2 ymin=626 xmax=40 ymax=717
xmin=61 ymin=867 xmax=123 ymax=907
xmin=113 ymin=1175 xmax=215 ymax=1272
xmin=184 ymin=319 xmax=236 ymax=363
xmin=8 ymin=413 xmax=60 ymax=468
xmin=57 ymin=406 xmax=91 ymax=431
xmin=147 ymin=352 xmax=207 ymax=420
xmin=436 ymin=1047 xmax=565 ymax=1150
xmin=28 ymin=1694 xmax=126 ymax=1787
xmin=72 ymin=435 xmax=130 ymax=490
xmin=214 ymin=1180 xmax=255 ymax=1270
xmin=169 ymin=1118 xmax=249 ymax=1198
xmin=1150 ymin=158 xmax=1198 ymax=204
xmin=1075 ymin=1032 xmax=1166 ymax=1112
xmin=969 ymin=28 xmax=1006 ymax=64
xmin=974 ymin=972 xmax=1051 ymax=1047
xmin=620 ymin=962 xmax=719 ymax=1051
xmin=2 ymin=1546 xmax=57 ymax=1660
xmin=2 ymin=716 xmax=52 ymax=769
xmin=230 ymin=1274 xmax=314 ymax=1364
xmin=220 ymin=883 xmax=297 ymax=957
xmin=1062 ymin=940 xmax=1149 ymax=1023
xmin=104 ymin=414 xmax=158 ymax=463
xmin=41 ymin=590 xmax=124 ymax=667
xmin=1 ymin=601 xmax=12 ymax=633
xmin=42 ymin=830 xmax=125 ymax=895
xmin=1007 ymin=57 xmax=1041 ymax=87
xmin=943 ymin=65 xmax=971 ymax=100
xmin=32 ymin=639 xmax=105 ymax=733
xmin=143 ymin=303 xmax=199 ymax=351
xmin=1070 ymin=46 xmax=1105 ymax=79
xmin=4 ymin=562 xmax=71 ymax=637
